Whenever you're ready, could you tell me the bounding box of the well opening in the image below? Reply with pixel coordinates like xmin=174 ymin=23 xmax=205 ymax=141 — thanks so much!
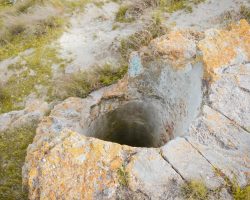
xmin=87 ymin=101 xmax=168 ymax=148
xmin=86 ymin=63 xmax=203 ymax=148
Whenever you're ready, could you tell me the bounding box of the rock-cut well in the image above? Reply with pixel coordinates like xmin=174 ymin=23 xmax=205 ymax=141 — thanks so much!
xmin=23 ymin=20 xmax=250 ymax=200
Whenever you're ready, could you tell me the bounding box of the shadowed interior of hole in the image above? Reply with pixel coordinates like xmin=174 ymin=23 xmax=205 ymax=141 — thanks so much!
xmin=87 ymin=101 xmax=164 ymax=147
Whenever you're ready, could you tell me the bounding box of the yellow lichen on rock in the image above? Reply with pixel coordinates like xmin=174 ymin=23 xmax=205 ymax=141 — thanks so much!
xmin=24 ymin=129 xmax=135 ymax=200
xmin=149 ymin=30 xmax=198 ymax=68
xmin=198 ymin=19 xmax=250 ymax=80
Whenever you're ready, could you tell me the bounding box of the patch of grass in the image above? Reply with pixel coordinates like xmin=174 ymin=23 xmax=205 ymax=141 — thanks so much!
xmin=119 ymin=21 xmax=168 ymax=59
xmin=93 ymin=1 xmax=104 ymax=8
xmin=181 ymin=180 xmax=209 ymax=200
xmin=51 ymin=63 xmax=128 ymax=100
xmin=62 ymin=0 xmax=90 ymax=12
xmin=115 ymin=5 xmax=134 ymax=23
xmin=117 ymin=164 xmax=129 ymax=187
xmin=213 ymin=167 xmax=250 ymax=200
xmin=0 ymin=84 xmax=13 ymax=113
xmin=0 ymin=0 xmax=90 ymax=60
xmin=152 ymin=9 xmax=163 ymax=25
xmin=0 ymin=21 xmax=64 ymax=60
xmin=0 ymin=45 xmax=67 ymax=114
xmin=0 ymin=124 xmax=37 ymax=200
xmin=240 ymin=5 xmax=250 ymax=23
xmin=233 ymin=185 xmax=250 ymax=200
xmin=0 ymin=0 xmax=91 ymax=114
xmin=0 ymin=0 xmax=12 ymax=10
xmin=158 ymin=0 xmax=205 ymax=13
xmin=166 ymin=0 xmax=187 ymax=13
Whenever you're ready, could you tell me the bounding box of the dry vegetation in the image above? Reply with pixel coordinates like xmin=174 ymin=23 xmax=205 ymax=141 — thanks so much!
xmin=51 ymin=63 xmax=128 ymax=100
xmin=181 ymin=179 xmax=250 ymax=200
xmin=218 ymin=5 xmax=250 ymax=26
xmin=115 ymin=0 xmax=206 ymax=22
xmin=119 ymin=21 xmax=168 ymax=59
xmin=181 ymin=180 xmax=209 ymax=200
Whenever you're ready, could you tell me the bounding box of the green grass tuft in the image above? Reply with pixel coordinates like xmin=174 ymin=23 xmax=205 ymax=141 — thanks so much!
xmin=181 ymin=180 xmax=208 ymax=200
xmin=117 ymin=165 xmax=129 ymax=187
xmin=115 ymin=5 xmax=134 ymax=23
xmin=233 ymin=185 xmax=250 ymax=200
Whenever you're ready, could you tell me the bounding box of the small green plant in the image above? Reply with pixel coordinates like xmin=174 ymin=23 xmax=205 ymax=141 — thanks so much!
xmin=115 ymin=5 xmax=134 ymax=23
xmin=117 ymin=164 xmax=129 ymax=187
xmin=0 ymin=124 xmax=37 ymax=199
xmin=233 ymin=185 xmax=250 ymax=200
xmin=181 ymin=180 xmax=208 ymax=200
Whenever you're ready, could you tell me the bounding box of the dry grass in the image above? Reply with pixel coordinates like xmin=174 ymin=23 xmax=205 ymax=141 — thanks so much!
xmin=117 ymin=0 xmax=206 ymax=22
xmin=240 ymin=5 xmax=250 ymax=22
xmin=0 ymin=1 xmax=63 ymax=45
xmin=126 ymin=0 xmax=159 ymax=17
xmin=119 ymin=21 xmax=168 ymax=59
xmin=51 ymin=64 xmax=128 ymax=100
xmin=218 ymin=5 xmax=250 ymax=26
xmin=181 ymin=180 xmax=208 ymax=200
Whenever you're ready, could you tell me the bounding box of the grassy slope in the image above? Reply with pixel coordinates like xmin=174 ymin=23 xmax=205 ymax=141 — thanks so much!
xmin=0 ymin=0 xmax=89 ymax=114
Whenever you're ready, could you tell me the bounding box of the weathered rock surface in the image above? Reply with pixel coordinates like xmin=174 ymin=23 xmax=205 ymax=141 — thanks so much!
xmin=0 ymin=100 xmax=49 ymax=132
xmin=23 ymin=20 xmax=250 ymax=199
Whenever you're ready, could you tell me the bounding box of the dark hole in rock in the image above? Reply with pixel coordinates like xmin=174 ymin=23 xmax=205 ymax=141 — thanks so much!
xmin=87 ymin=101 xmax=167 ymax=147
xmin=86 ymin=63 xmax=203 ymax=148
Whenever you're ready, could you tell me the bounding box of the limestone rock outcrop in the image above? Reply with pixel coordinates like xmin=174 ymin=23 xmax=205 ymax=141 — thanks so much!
xmin=0 ymin=100 xmax=49 ymax=132
xmin=23 ymin=20 xmax=250 ymax=199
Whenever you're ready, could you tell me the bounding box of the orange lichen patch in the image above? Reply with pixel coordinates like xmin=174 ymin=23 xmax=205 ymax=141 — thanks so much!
xmin=150 ymin=30 xmax=197 ymax=69
xmin=26 ymin=130 xmax=135 ymax=200
xmin=198 ymin=19 xmax=250 ymax=80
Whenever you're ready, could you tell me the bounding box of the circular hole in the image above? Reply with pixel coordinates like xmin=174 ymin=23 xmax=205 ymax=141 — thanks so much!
xmin=87 ymin=101 xmax=170 ymax=147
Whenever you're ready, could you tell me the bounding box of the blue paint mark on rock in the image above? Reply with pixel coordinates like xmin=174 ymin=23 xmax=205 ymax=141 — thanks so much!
xmin=129 ymin=52 xmax=143 ymax=77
